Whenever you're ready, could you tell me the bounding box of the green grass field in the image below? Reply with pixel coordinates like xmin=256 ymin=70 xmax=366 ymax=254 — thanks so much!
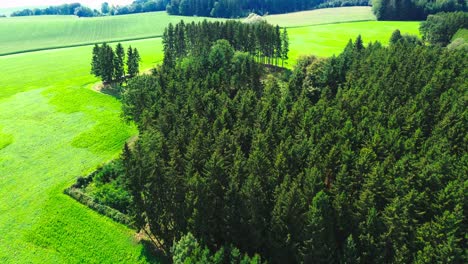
xmin=0 ymin=38 xmax=163 ymax=263
xmin=265 ymin=6 xmax=375 ymax=27
xmin=287 ymin=21 xmax=421 ymax=64
xmin=0 ymin=6 xmax=423 ymax=263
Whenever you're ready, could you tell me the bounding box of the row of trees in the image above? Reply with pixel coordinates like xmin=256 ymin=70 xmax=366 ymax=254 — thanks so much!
xmin=420 ymin=11 xmax=468 ymax=46
xmin=163 ymin=20 xmax=289 ymax=68
xmin=11 ymin=3 xmax=98 ymax=17
xmin=10 ymin=0 xmax=369 ymax=18
xmin=101 ymin=0 xmax=169 ymax=16
xmin=10 ymin=1 xmax=169 ymax=17
xmin=372 ymin=0 xmax=467 ymax=20
xmin=91 ymin=43 xmax=140 ymax=83
xmin=166 ymin=0 xmax=369 ymax=17
xmin=119 ymin=26 xmax=467 ymax=263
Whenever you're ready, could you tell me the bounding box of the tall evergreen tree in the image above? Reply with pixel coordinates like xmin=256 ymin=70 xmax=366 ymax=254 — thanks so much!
xmin=281 ymin=28 xmax=289 ymax=67
xmin=114 ymin=43 xmax=126 ymax=82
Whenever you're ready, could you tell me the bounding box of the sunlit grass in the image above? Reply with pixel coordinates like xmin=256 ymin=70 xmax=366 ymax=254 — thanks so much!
xmin=0 ymin=38 xmax=163 ymax=263
xmin=286 ymin=21 xmax=421 ymax=65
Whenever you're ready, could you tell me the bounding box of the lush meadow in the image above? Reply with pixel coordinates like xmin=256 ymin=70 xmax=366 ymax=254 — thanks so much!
xmin=287 ymin=21 xmax=421 ymax=64
xmin=0 ymin=38 xmax=162 ymax=263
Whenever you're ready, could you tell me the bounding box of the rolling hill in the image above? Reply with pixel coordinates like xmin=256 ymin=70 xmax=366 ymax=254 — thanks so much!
xmin=0 ymin=6 xmax=424 ymax=263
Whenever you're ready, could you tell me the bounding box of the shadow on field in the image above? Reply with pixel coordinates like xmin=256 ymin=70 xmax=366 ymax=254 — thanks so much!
xmin=139 ymin=239 xmax=171 ymax=264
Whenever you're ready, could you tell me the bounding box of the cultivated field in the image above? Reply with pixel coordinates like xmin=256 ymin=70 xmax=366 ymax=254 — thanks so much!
xmin=3 ymin=6 xmax=379 ymax=56
xmin=0 ymin=39 xmax=162 ymax=263
xmin=0 ymin=12 xmax=218 ymax=56
xmin=265 ymin=6 xmax=375 ymax=27
xmin=0 ymin=6 xmax=424 ymax=263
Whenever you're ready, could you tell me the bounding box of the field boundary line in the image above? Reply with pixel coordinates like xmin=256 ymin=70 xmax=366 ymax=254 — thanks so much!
xmin=0 ymin=35 xmax=163 ymax=57
xmin=284 ymin=19 xmax=376 ymax=29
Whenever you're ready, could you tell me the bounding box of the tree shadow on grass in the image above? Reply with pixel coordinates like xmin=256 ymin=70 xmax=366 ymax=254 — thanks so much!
xmin=139 ymin=239 xmax=171 ymax=264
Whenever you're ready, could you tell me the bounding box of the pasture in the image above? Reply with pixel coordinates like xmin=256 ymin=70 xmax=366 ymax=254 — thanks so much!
xmin=287 ymin=21 xmax=421 ymax=64
xmin=0 ymin=38 xmax=162 ymax=263
xmin=0 ymin=6 xmax=423 ymax=263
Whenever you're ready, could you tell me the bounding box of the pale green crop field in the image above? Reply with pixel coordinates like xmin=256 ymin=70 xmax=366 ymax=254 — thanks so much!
xmin=287 ymin=21 xmax=421 ymax=65
xmin=0 ymin=12 xmax=219 ymax=56
xmin=265 ymin=6 xmax=375 ymax=27
xmin=0 ymin=38 xmax=163 ymax=263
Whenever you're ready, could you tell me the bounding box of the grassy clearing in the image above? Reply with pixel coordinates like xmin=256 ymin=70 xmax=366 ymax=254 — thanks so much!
xmin=0 ymin=38 xmax=163 ymax=263
xmin=452 ymin=28 xmax=468 ymax=41
xmin=265 ymin=6 xmax=375 ymax=27
xmin=287 ymin=21 xmax=421 ymax=65
xmin=0 ymin=12 xmax=218 ymax=56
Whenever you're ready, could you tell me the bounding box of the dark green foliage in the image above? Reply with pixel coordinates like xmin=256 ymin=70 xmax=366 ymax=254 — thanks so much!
xmin=88 ymin=160 xmax=132 ymax=214
xmin=64 ymin=166 xmax=133 ymax=227
xmin=172 ymin=233 xmax=262 ymax=264
xmin=127 ymin=46 xmax=141 ymax=77
xmin=121 ymin=26 xmax=467 ymax=263
xmin=163 ymin=20 xmax=289 ymax=67
xmin=420 ymin=11 xmax=468 ymax=46
xmin=90 ymin=43 xmax=140 ymax=83
xmin=11 ymin=3 xmax=86 ymax=17
xmin=167 ymin=0 xmax=370 ymax=18
xmin=100 ymin=43 xmax=115 ymax=83
xmin=114 ymin=43 xmax=126 ymax=82
xmin=373 ymin=0 xmax=467 ymax=20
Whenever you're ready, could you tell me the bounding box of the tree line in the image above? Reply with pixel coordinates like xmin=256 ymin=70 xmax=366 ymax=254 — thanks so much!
xmin=167 ymin=0 xmax=369 ymax=18
xmin=115 ymin=23 xmax=467 ymax=263
xmin=372 ymin=0 xmax=467 ymax=20
xmin=420 ymin=11 xmax=468 ymax=46
xmin=11 ymin=3 xmax=98 ymax=17
xmin=10 ymin=0 xmax=369 ymax=18
xmin=91 ymin=43 xmax=140 ymax=84
xmin=163 ymin=20 xmax=289 ymax=68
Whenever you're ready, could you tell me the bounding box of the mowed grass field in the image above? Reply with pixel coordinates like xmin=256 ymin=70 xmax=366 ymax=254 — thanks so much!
xmin=0 ymin=6 xmax=423 ymax=263
xmin=287 ymin=21 xmax=421 ymax=64
xmin=0 ymin=39 xmax=163 ymax=263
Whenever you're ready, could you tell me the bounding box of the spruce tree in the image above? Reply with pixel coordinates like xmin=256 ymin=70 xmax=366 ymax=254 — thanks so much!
xmin=91 ymin=44 xmax=101 ymax=78
xmin=114 ymin=43 xmax=125 ymax=82
xmin=100 ymin=43 xmax=115 ymax=83
xmin=126 ymin=47 xmax=141 ymax=78
xmin=281 ymin=28 xmax=289 ymax=67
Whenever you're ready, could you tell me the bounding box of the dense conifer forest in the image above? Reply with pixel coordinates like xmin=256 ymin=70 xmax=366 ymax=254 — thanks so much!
xmin=372 ymin=0 xmax=467 ymax=20
xmin=85 ymin=18 xmax=468 ymax=263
